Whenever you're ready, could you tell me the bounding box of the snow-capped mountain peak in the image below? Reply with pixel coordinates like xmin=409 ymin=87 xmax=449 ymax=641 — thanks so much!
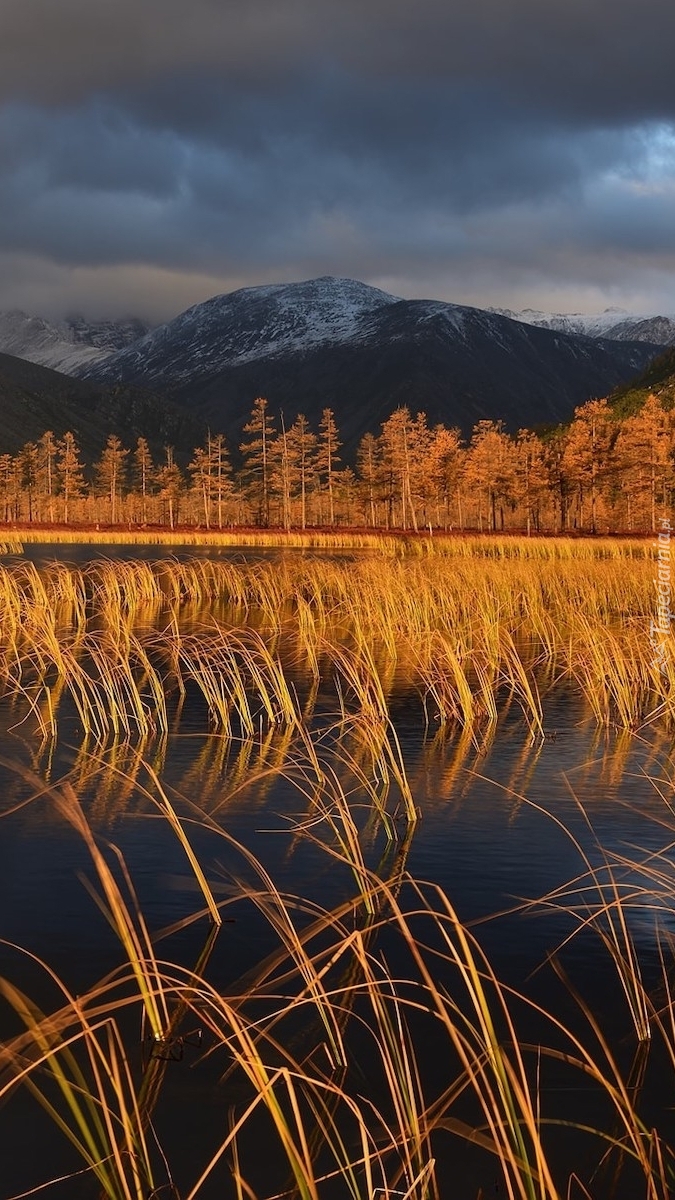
xmin=76 ymin=276 xmax=411 ymax=383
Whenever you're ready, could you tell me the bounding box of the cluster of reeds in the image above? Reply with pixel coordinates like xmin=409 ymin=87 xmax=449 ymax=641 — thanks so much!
xmin=9 ymin=527 xmax=415 ymax=553
xmin=0 ymin=546 xmax=670 ymax=757
xmin=8 ymin=527 xmax=656 ymax=558
xmin=2 ymin=746 xmax=675 ymax=1200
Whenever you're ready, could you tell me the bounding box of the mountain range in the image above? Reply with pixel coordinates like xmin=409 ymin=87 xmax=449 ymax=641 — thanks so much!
xmin=76 ymin=278 xmax=663 ymax=449
xmin=0 ymin=278 xmax=670 ymax=458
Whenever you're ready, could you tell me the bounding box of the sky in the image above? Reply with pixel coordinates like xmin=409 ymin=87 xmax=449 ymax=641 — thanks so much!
xmin=2 ymin=0 xmax=675 ymax=322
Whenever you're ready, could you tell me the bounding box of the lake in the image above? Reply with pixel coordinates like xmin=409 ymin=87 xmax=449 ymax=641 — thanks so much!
xmin=0 ymin=544 xmax=673 ymax=1200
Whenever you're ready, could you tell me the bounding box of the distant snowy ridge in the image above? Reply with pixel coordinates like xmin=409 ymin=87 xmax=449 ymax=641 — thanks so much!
xmin=491 ymin=307 xmax=675 ymax=346
xmin=0 ymin=310 xmax=152 ymax=375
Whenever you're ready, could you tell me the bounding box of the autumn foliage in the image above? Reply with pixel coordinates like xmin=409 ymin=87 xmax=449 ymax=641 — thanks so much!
xmin=2 ymin=394 xmax=673 ymax=532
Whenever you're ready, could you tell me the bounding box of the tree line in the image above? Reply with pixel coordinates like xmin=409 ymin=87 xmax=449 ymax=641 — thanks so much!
xmin=0 ymin=394 xmax=673 ymax=533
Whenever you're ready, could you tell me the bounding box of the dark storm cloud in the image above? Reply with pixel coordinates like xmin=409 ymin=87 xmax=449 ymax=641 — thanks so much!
xmin=4 ymin=0 xmax=675 ymax=122
xmin=2 ymin=0 xmax=675 ymax=317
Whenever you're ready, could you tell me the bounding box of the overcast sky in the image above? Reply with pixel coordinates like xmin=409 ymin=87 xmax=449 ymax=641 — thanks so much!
xmin=2 ymin=0 xmax=675 ymax=321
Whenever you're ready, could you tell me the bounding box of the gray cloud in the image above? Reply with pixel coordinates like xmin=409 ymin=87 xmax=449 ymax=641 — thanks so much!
xmin=2 ymin=0 xmax=675 ymax=319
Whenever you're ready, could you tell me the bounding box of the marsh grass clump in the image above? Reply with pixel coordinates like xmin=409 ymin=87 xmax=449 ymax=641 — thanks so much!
xmin=0 ymin=541 xmax=670 ymax=751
